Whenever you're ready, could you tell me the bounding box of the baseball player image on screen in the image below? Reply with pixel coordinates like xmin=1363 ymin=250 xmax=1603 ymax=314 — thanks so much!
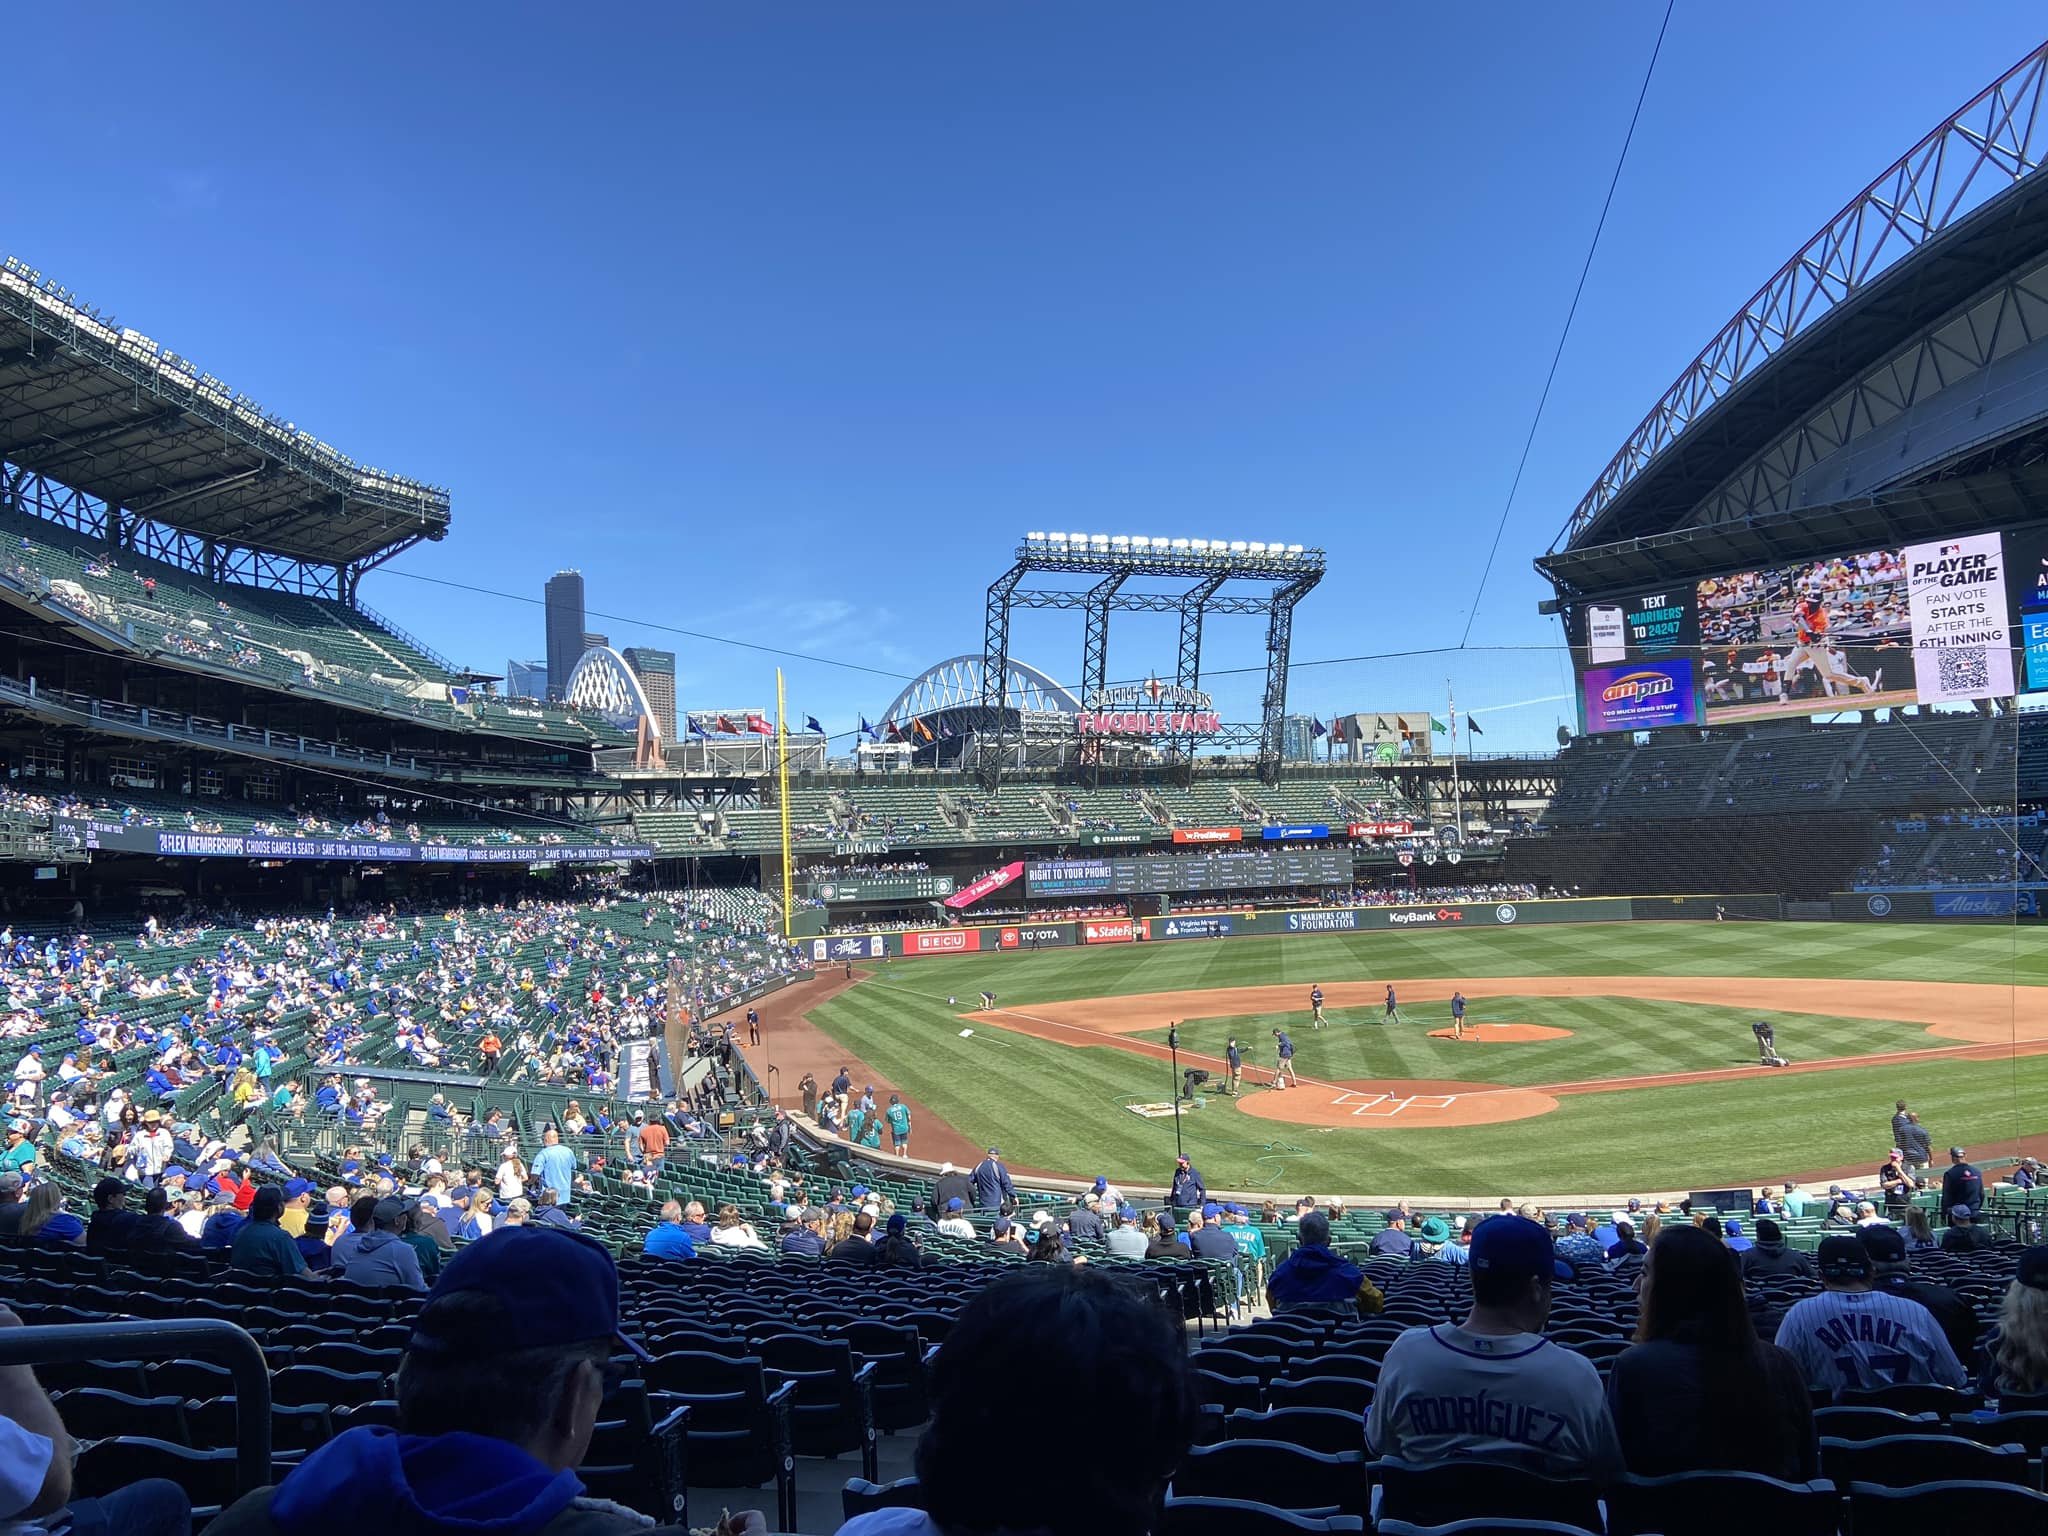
xmin=1783 ymin=588 xmax=1876 ymax=699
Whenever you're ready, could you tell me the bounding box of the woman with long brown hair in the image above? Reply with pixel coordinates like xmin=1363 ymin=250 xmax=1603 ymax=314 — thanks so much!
xmin=1607 ymin=1224 xmax=1815 ymax=1478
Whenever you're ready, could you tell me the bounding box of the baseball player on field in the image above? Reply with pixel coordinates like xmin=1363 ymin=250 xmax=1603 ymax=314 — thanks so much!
xmin=1383 ymin=984 xmax=1401 ymax=1027
xmin=1450 ymin=991 xmax=1467 ymax=1040
xmin=1309 ymin=984 xmax=1326 ymax=1029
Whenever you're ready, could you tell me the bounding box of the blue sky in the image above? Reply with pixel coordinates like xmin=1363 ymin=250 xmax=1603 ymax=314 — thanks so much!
xmin=7 ymin=5 xmax=2042 ymax=752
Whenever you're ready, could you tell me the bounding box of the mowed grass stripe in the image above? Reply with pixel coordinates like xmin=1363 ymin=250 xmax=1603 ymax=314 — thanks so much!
xmin=884 ymin=922 xmax=2046 ymax=1003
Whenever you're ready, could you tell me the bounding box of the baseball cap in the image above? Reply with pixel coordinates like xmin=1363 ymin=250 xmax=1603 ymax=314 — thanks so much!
xmin=1724 ymin=1218 xmax=1743 ymax=1237
xmin=946 ymin=1197 xmax=964 ymax=1212
xmin=0 ymin=1173 xmax=20 ymax=1195
xmin=284 ymin=1178 xmax=315 ymax=1201
xmin=1157 ymin=1213 xmax=1176 ymax=1232
xmin=1201 ymin=1203 xmax=1221 ymax=1220
xmin=1952 ymin=1204 xmax=1973 ymax=1221
xmin=1468 ymin=1214 xmax=1572 ymax=1281
xmin=993 ymin=1218 xmax=1012 ymax=1235
xmin=1119 ymin=1205 xmax=1137 ymax=1221
xmin=1858 ymin=1225 xmax=1907 ymax=1263
xmin=1093 ymin=1177 xmax=1107 ymax=1192
xmin=2018 ymin=1247 xmax=2048 ymax=1291
xmin=413 ymin=1226 xmax=648 ymax=1360
xmin=1382 ymin=1208 xmax=1403 ymax=1224
xmin=986 ymin=1147 xmax=1001 ymax=1157
xmin=886 ymin=1213 xmax=907 ymax=1235
xmin=1566 ymin=1212 xmax=1587 ymax=1228
xmin=1817 ymin=1235 xmax=1874 ymax=1280
xmin=1951 ymin=1147 xmax=1966 ymax=1159
xmin=373 ymin=1196 xmax=409 ymax=1225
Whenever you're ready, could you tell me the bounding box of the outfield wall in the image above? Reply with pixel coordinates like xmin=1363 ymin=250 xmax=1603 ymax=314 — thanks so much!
xmin=1829 ymin=888 xmax=2043 ymax=922
xmin=802 ymin=892 xmax=1781 ymax=962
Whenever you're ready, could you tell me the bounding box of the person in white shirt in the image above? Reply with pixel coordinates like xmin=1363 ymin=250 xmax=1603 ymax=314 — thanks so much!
xmin=11 ymin=1049 xmax=44 ymax=1106
xmin=1774 ymin=1236 xmax=1966 ymax=1393
xmin=175 ymin=1189 xmax=209 ymax=1240
xmin=132 ymin=1112 xmax=173 ymax=1181
xmin=1367 ymin=1214 xmax=1624 ymax=1481
xmin=935 ymin=1197 xmax=976 ymax=1239
xmin=1853 ymin=1202 xmax=1889 ymax=1228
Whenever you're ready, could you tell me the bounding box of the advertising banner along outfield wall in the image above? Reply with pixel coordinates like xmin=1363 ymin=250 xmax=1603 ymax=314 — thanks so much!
xmin=1833 ymin=889 xmax=2041 ymax=922
xmin=861 ymin=895 xmax=1776 ymax=957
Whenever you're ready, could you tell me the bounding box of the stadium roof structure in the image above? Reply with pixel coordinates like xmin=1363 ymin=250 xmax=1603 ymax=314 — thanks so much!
xmin=0 ymin=257 xmax=449 ymax=579
xmin=1556 ymin=42 xmax=2048 ymax=555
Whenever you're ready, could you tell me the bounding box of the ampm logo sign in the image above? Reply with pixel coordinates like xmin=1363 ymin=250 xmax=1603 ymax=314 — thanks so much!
xmin=1600 ymin=671 xmax=1674 ymax=704
xmin=1581 ymin=658 xmax=1697 ymax=733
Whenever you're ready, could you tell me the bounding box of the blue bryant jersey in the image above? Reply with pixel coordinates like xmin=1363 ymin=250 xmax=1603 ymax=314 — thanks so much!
xmin=1774 ymin=1289 xmax=1966 ymax=1392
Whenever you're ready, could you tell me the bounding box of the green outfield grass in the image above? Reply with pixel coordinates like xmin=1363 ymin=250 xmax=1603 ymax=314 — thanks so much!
xmin=1129 ymin=996 xmax=1945 ymax=1088
xmin=802 ymin=922 xmax=2047 ymax=1196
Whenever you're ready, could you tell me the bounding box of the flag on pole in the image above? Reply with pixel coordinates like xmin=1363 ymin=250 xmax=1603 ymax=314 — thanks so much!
xmin=688 ymin=717 xmax=709 ymax=737
xmin=804 ymin=714 xmax=824 ymax=734
xmin=912 ymin=717 xmax=935 ymax=742
xmin=1310 ymin=718 xmax=1327 ymax=738
xmin=1376 ymin=716 xmax=1390 ymax=733
xmin=745 ymin=713 xmax=773 ymax=735
xmin=715 ymin=715 xmax=739 ymax=734
xmin=860 ymin=716 xmax=877 ymax=740
xmin=1467 ymin=715 xmax=1484 ymax=736
xmin=1430 ymin=717 xmax=1448 ymax=735
xmin=1330 ymin=717 xmax=1345 ymax=741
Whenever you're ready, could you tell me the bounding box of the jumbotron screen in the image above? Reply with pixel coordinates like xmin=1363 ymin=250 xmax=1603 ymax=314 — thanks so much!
xmin=1574 ymin=526 xmax=2029 ymax=734
xmin=1025 ymin=847 xmax=1351 ymax=897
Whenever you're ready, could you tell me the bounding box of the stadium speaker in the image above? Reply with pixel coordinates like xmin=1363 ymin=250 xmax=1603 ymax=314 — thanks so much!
xmin=1555 ymin=725 xmax=1571 ymax=746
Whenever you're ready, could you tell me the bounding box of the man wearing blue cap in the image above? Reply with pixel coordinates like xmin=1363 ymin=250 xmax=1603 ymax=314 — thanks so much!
xmin=211 ymin=1226 xmax=741 ymax=1536
xmin=1367 ymin=1214 xmax=1622 ymax=1480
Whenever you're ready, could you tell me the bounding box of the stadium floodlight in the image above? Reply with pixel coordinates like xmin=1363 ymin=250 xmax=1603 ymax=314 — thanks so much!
xmin=1026 ymin=531 xmax=1045 ymax=542
xmin=1150 ymin=537 xmax=1171 ymax=549
xmin=1170 ymin=538 xmax=1191 ymax=550
xmin=1189 ymin=539 xmax=1208 ymax=551
xmin=1287 ymin=544 xmax=1304 ymax=553
xmin=1070 ymin=532 xmax=1089 ymax=545
xmin=1109 ymin=536 xmax=1130 ymax=549
xmin=1247 ymin=542 xmax=1267 ymax=554
xmin=1229 ymin=541 xmax=1249 ymax=553
xmin=1089 ymin=534 xmax=1110 ymax=548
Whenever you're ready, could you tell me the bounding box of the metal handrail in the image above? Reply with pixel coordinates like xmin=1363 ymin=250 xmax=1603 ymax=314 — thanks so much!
xmin=0 ymin=1317 xmax=272 ymax=1493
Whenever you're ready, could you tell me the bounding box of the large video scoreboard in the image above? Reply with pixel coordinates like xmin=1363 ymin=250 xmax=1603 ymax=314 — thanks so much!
xmin=1026 ymin=847 xmax=1351 ymax=897
xmin=1573 ymin=523 xmax=2045 ymax=734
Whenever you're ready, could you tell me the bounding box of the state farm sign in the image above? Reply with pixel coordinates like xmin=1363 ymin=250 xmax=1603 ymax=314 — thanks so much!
xmin=903 ymin=929 xmax=982 ymax=955
xmin=1082 ymin=919 xmax=1137 ymax=944
xmin=1172 ymin=827 xmax=1242 ymax=844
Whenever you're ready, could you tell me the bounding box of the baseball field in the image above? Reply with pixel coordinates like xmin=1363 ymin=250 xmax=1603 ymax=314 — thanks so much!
xmin=791 ymin=919 xmax=2048 ymax=1198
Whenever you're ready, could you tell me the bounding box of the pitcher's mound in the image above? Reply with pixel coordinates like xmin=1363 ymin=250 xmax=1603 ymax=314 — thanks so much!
xmin=1427 ymin=1021 xmax=1572 ymax=1043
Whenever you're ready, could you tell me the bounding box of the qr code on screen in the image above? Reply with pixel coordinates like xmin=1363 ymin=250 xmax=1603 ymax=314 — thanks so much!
xmin=1934 ymin=648 xmax=1989 ymax=696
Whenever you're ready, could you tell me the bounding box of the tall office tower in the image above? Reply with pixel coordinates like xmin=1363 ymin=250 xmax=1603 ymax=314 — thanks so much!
xmin=543 ymin=571 xmax=586 ymax=701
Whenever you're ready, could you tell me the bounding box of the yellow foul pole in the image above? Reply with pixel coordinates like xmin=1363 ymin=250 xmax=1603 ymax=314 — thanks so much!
xmin=776 ymin=669 xmax=793 ymax=938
